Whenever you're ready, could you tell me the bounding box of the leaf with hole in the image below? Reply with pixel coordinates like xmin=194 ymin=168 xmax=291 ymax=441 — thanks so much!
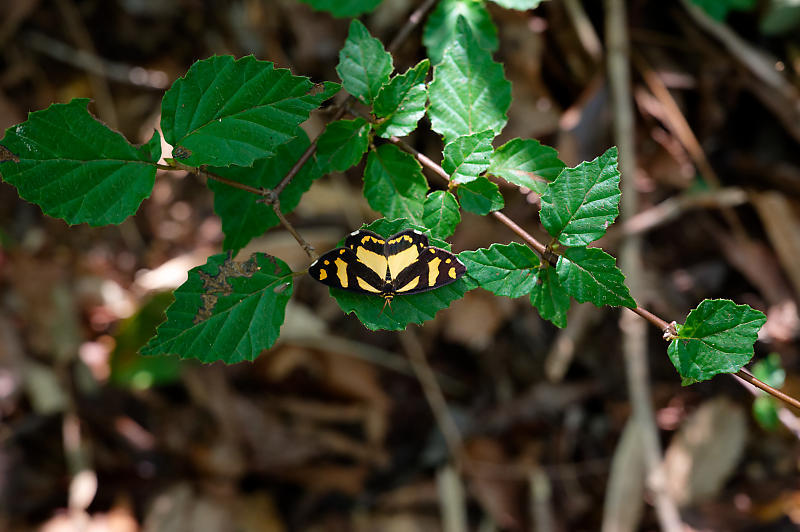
xmin=0 ymin=98 xmax=160 ymax=226
xmin=161 ymin=55 xmax=338 ymax=167
xmin=140 ymin=253 xmax=294 ymax=363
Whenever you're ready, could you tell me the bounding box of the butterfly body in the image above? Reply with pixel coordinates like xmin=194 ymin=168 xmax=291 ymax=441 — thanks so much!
xmin=308 ymin=229 xmax=466 ymax=301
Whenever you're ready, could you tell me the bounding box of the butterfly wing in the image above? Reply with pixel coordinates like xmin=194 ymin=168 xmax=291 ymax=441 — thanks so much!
xmin=308 ymin=247 xmax=385 ymax=294
xmin=345 ymin=229 xmax=388 ymax=282
xmin=391 ymin=246 xmax=466 ymax=295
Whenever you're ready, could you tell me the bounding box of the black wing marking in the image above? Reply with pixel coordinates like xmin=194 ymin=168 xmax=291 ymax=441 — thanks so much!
xmin=308 ymin=247 xmax=385 ymax=294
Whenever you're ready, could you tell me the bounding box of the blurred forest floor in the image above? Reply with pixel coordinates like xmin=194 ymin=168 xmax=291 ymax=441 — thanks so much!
xmin=2 ymin=0 xmax=800 ymax=530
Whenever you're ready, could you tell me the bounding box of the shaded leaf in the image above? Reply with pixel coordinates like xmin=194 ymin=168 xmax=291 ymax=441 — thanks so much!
xmin=443 ymin=130 xmax=494 ymax=184
xmin=488 ymin=137 xmax=565 ymax=194
xmin=374 ymin=60 xmax=430 ymax=138
xmin=422 ymin=190 xmax=461 ymax=240
xmin=457 ymin=177 xmax=504 ymax=215
xmin=459 ymin=242 xmax=540 ymax=298
xmin=668 ymin=299 xmax=766 ymax=384
xmin=428 ymin=17 xmax=510 ymax=144
xmin=161 ymin=55 xmax=338 ymax=167
xmin=316 ymin=118 xmax=370 ymax=173
xmin=336 ymin=20 xmax=393 ymax=104
xmin=326 ymin=218 xmax=473 ymax=331
xmin=209 ymin=131 xmax=317 ymax=253
xmin=363 ymin=144 xmax=428 ymax=222
xmin=540 ymin=147 xmax=620 ymax=246
xmin=556 ymin=246 xmax=636 ymax=308
xmin=490 ymin=0 xmax=545 ymax=8
xmin=530 ymin=265 xmax=570 ymax=328
xmin=0 ymin=98 xmax=160 ymax=226
xmin=298 ymin=0 xmax=383 ymax=17
xmin=423 ymin=0 xmax=498 ymax=65
xmin=140 ymin=253 xmax=294 ymax=363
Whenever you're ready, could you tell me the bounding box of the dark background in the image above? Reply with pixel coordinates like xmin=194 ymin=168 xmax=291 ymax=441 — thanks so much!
xmin=1 ymin=0 xmax=800 ymax=530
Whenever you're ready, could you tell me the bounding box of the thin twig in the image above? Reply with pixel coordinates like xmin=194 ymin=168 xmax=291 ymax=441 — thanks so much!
xmin=387 ymin=0 xmax=439 ymax=53
xmin=606 ymin=0 xmax=683 ymax=529
xmin=399 ymin=329 xmax=463 ymax=461
xmin=735 ymin=369 xmax=800 ymax=410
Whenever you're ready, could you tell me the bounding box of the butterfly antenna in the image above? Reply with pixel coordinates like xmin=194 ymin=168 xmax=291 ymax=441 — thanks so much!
xmin=379 ymin=296 xmax=392 ymax=316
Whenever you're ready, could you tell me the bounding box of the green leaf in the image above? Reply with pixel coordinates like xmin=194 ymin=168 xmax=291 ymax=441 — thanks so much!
xmin=0 ymin=98 xmax=160 ymax=226
xmin=161 ymin=55 xmax=338 ymax=167
xmin=110 ymin=292 xmax=185 ymax=390
xmin=667 ymin=299 xmax=766 ymax=384
xmin=752 ymin=352 xmax=786 ymax=389
xmin=422 ymin=190 xmax=461 ymax=240
xmin=423 ymin=0 xmax=498 ymax=65
xmin=459 ymin=242 xmax=539 ymax=298
xmin=530 ymin=266 xmax=570 ymax=328
xmin=443 ymin=130 xmax=494 ymax=184
xmin=457 ymin=177 xmax=504 ymax=215
xmin=751 ymin=352 xmax=785 ymax=431
xmin=759 ymin=0 xmax=800 ymax=35
xmin=316 ymin=118 xmax=370 ymax=173
xmin=298 ymin=0 xmax=383 ymax=17
xmin=209 ymin=131 xmax=317 ymax=253
xmin=753 ymin=395 xmax=780 ymax=431
xmin=490 ymin=0 xmax=545 ymax=9
xmin=690 ymin=0 xmax=757 ymax=20
xmin=428 ymin=17 xmax=511 ymax=144
xmin=540 ymin=147 xmax=620 ymax=246
xmin=556 ymin=246 xmax=636 ymax=308
xmin=374 ymin=60 xmax=430 ymax=138
xmin=488 ymin=138 xmax=565 ymax=194
xmin=336 ymin=20 xmax=393 ymax=105
xmin=327 ymin=218 xmax=472 ymax=331
xmin=140 ymin=253 xmax=294 ymax=363
xmin=363 ymin=144 xmax=428 ymax=222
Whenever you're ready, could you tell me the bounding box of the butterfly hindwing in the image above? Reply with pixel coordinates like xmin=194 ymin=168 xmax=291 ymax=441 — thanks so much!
xmin=393 ymin=246 xmax=466 ymax=295
xmin=308 ymin=246 xmax=385 ymax=294
xmin=385 ymin=229 xmax=428 ymax=280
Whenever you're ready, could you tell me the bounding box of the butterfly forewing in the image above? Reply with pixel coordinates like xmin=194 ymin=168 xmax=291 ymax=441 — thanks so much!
xmin=345 ymin=230 xmax=389 ymax=281
xmin=308 ymin=246 xmax=384 ymax=294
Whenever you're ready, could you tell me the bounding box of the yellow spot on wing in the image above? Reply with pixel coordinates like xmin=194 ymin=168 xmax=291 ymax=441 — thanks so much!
xmin=318 ymin=269 xmax=327 ymax=280
xmin=355 ymin=246 xmax=388 ymax=279
xmin=388 ymin=245 xmax=420 ymax=279
xmin=397 ymin=276 xmax=420 ymax=292
xmin=448 ymin=267 xmax=457 ymax=279
xmin=357 ymin=277 xmax=381 ymax=293
xmin=335 ymin=257 xmax=348 ymax=288
xmin=427 ymin=256 xmax=442 ymax=286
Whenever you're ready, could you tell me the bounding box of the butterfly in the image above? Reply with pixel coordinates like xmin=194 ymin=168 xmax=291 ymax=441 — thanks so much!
xmin=308 ymin=229 xmax=466 ymax=309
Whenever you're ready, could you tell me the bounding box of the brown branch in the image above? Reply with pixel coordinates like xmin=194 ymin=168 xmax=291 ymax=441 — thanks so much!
xmin=735 ymin=369 xmax=800 ymax=411
xmin=387 ymin=0 xmax=438 ymax=53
